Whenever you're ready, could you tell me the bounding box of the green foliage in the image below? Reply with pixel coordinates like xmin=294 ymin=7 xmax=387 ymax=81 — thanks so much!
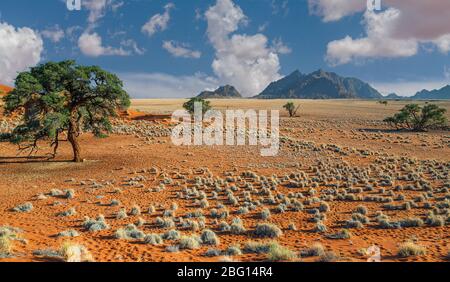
xmin=183 ymin=97 xmax=211 ymax=115
xmin=384 ymin=104 xmax=447 ymax=131
xmin=283 ymin=102 xmax=299 ymax=117
xmin=2 ymin=60 xmax=130 ymax=161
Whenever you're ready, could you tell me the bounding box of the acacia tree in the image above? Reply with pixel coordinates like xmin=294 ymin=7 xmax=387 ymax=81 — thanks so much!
xmin=2 ymin=61 xmax=130 ymax=162
xmin=283 ymin=102 xmax=300 ymax=117
xmin=384 ymin=104 xmax=447 ymax=131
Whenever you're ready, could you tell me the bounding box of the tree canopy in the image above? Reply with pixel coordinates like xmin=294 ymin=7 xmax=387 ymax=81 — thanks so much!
xmin=2 ymin=60 xmax=130 ymax=162
xmin=384 ymin=104 xmax=447 ymax=131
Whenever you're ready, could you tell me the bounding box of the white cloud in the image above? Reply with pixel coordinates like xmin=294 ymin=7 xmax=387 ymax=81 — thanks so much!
xmin=372 ymin=80 xmax=450 ymax=97
xmin=141 ymin=3 xmax=174 ymax=37
xmin=205 ymin=0 xmax=281 ymax=96
xmin=120 ymin=72 xmax=218 ymax=98
xmin=272 ymin=38 xmax=292 ymax=55
xmin=162 ymin=41 xmax=201 ymax=59
xmin=308 ymin=0 xmax=365 ymax=22
xmin=78 ymin=32 xmax=130 ymax=57
xmin=121 ymin=39 xmax=146 ymax=55
xmin=0 ymin=22 xmax=43 ymax=85
xmin=311 ymin=0 xmax=450 ymax=65
xmin=41 ymin=25 xmax=65 ymax=43
xmin=444 ymin=66 xmax=450 ymax=80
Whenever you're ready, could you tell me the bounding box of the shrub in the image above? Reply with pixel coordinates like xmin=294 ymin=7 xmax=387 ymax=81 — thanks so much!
xmin=183 ymin=97 xmax=211 ymax=115
xmin=57 ymin=230 xmax=79 ymax=238
xmin=345 ymin=220 xmax=364 ymax=229
xmin=283 ymin=102 xmax=300 ymax=117
xmin=115 ymin=224 xmax=145 ymax=240
xmin=59 ymin=242 xmax=94 ymax=262
xmin=0 ymin=236 xmax=12 ymax=255
xmin=266 ymin=244 xmax=296 ymax=261
xmin=399 ymin=217 xmax=424 ymax=228
xmin=12 ymin=202 xmax=33 ymax=213
xmin=288 ymin=223 xmax=297 ymax=231
xmin=355 ymin=205 xmax=368 ymax=215
xmin=300 ymin=243 xmax=325 ymax=257
xmin=110 ymin=199 xmax=120 ymax=206
xmin=204 ymin=249 xmax=221 ymax=257
xmin=398 ymin=241 xmax=426 ymax=257
xmin=230 ymin=221 xmax=246 ymax=235
xmin=351 ymin=213 xmax=369 ymax=224
xmin=201 ymin=229 xmax=220 ymax=246
xmin=318 ymin=251 xmax=340 ymax=262
xmin=165 ymin=245 xmax=180 ymax=253
xmin=58 ymin=207 xmax=76 ymax=217
xmin=63 ymin=189 xmax=75 ymax=199
xmin=162 ymin=229 xmax=180 ymax=240
xmin=254 ymin=223 xmax=283 ymax=238
xmin=225 ymin=245 xmax=242 ymax=256
xmin=243 ymin=241 xmax=278 ymax=254
xmin=319 ymin=202 xmax=330 ymax=213
xmin=178 ymin=235 xmax=201 ymax=250
xmin=116 ymin=208 xmax=128 ymax=219
xmin=83 ymin=216 xmax=109 ymax=232
xmin=144 ymin=234 xmax=163 ymax=245
xmin=326 ymin=229 xmax=351 ymax=240
xmin=313 ymin=222 xmax=327 ymax=233
xmin=425 ymin=214 xmax=445 ymax=227
xmin=130 ymin=205 xmax=141 ymax=216
xmin=260 ymin=208 xmax=271 ymax=219
xmin=384 ymin=104 xmax=447 ymax=131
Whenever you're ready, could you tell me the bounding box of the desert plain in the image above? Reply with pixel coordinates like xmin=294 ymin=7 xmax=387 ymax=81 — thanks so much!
xmin=0 ymin=99 xmax=449 ymax=262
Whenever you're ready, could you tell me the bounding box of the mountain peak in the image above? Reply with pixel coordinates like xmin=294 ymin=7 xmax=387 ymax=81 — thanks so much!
xmin=197 ymin=85 xmax=242 ymax=99
xmin=255 ymin=70 xmax=382 ymax=99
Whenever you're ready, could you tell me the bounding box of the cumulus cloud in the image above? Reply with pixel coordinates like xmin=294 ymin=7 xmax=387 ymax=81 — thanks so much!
xmin=0 ymin=22 xmax=43 ymax=85
xmin=205 ymin=0 xmax=281 ymax=96
xmin=78 ymin=32 xmax=130 ymax=57
xmin=308 ymin=0 xmax=365 ymax=22
xmin=310 ymin=0 xmax=450 ymax=65
xmin=162 ymin=41 xmax=201 ymax=59
xmin=120 ymin=72 xmax=218 ymax=98
xmin=272 ymin=38 xmax=292 ymax=55
xmin=41 ymin=25 xmax=65 ymax=43
xmin=141 ymin=3 xmax=174 ymax=37
xmin=82 ymin=0 xmax=122 ymax=25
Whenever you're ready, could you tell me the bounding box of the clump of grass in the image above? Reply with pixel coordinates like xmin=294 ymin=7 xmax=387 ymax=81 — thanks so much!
xmin=425 ymin=214 xmax=445 ymax=227
xmin=12 ymin=202 xmax=33 ymax=213
xmin=313 ymin=222 xmax=327 ymax=233
xmin=0 ymin=236 xmax=12 ymax=256
xmin=143 ymin=234 xmax=164 ymax=245
xmin=130 ymin=205 xmax=141 ymax=216
xmin=56 ymin=230 xmax=80 ymax=238
xmin=115 ymin=224 xmax=145 ymax=240
xmin=260 ymin=208 xmax=271 ymax=219
xmin=110 ymin=199 xmax=120 ymax=206
xmin=178 ymin=235 xmax=201 ymax=250
xmin=116 ymin=208 xmax=128 ymax=219
xmin=201 ymin=229 xmax=220 ymax=246
xmin=58 ymin=207 xmax=76 ymax=217
xmin=59 ymin=242 xmax=94 ymax=262
xmin=63 ymin=189 xmax=75 ymax=199
xmin=165 ymin=245 xmax=180 ymax=253
xmin=326 ymin=229 xmax=351 ymax=240
xmin=317 ymin=251 xmax=340 ymax=262
xmin=300 ymin=243 xmax=325 ymax=257
xmin=243 ymin=241 xmax=278 ymax=254
xmin=288 ymin=223 xmax=297 ymax=231
xmin=397 ymin=241 xmax=426 ymax=257
xmin=266 ymin=243 xmax=296 ymax=261
xmin=319 ymin=202 xmax=330 ymax=213
xmin=230 ymin=218 xmax=246 ymax=235
xmin=254 ymin=223 xmax=283 ymax=238
xmin=83 ymin=215 xmax=109 ymax=232
xmin=162 ymin=229 xmax=180 ymax=240
xmin=204 ymin=249 xmax=221 ymax=257
xmin=355 ymin=205 xmax=368 ymax=215
xmin=156 ymin=217 xmax=176 ymax=229
xmin=225 ymin=245 xmax=242 ymax=256
xmin=135 ymin=217 xmax=146 ymax=227
xmin=399 ymin=217 xmax=424 ymax=228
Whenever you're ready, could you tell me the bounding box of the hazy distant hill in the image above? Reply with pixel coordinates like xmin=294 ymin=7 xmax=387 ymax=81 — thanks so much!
xmin=384 ymin=93 xmax=403 ymax=100
xmin=255 ymin=70 xmax=383 ymax=99
xmin=412 ymin=85 xmax=450 ymax=100
xmin=197 ymin=85 xmax=242 ymax=99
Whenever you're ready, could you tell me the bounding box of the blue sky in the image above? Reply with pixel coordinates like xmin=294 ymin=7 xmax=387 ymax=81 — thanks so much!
xmin=0 ymin=0 xmax=449 ymax=97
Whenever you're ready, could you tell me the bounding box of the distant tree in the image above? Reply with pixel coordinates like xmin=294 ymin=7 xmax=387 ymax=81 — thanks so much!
xmin=283 ymin=102 xmax=300 ymax=117
xmin=384 ymin=104 xmax=447 ymax=131
xmin=2 ymin=60 xmax=130 ymax=162
xmin=378 ymin=100 xmax=388 ymax=106
xmin=183 ymin=97 xmax=211 ymax=115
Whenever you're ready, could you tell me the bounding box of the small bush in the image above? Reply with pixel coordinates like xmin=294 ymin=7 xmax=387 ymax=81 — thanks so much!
xmin=355 ymin=205 xmax=368 ymax=215
xmin=313 ymin=222 xmax=327 ymax=233
xmin=57 ymin=230 xmax=79 ymax=238
xmin=317 ymin=251 xmax=340 ymax=262
xmin=130 ymin=205 xmax=141 ymax=216
xmin=83 ymin=216 xmax=109 ymax=232
xmin=178 ymin=235 xmax=201 ymax=250
xmin=225 ymin=245 xmax=242 ymax=256
xmin=254 ymin=223 xmax=283 ymax=238
xmin=12 ymin=202 xmax=33 ymax=213
xmin=260 ymin=208 xmax=271 ymax=219
xmin=300 ymin=243 xmax=325 ymax=257
xmin=326 ymin=229 xmax=351 ymax=240
xmin=266 ymin=244 xmax=296 ymax=261
xmin=115 ymin=224 xmax=145 ymax=240
xmin=201 ymin=229 xmax=220 ymax=246
xmin=398 ymin=241 xmax=426 ymax=257
xmin=59 ymin=242 xmax=94 ymax=262
xmin=243 ymin=241 xmax=278 ymax=254
xmin=162 ymin=229 xmax=180 ymax=240
xmin=144 ymin=234 xmax=163 ymax=245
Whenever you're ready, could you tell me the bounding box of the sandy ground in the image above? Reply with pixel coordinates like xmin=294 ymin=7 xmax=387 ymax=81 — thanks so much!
xmin=0 ymin=99 xmax=449 ymax=262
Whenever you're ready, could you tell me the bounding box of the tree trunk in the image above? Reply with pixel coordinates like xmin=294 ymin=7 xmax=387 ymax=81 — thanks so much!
xmin=68 ymin=109 xmax=82 ymax=162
